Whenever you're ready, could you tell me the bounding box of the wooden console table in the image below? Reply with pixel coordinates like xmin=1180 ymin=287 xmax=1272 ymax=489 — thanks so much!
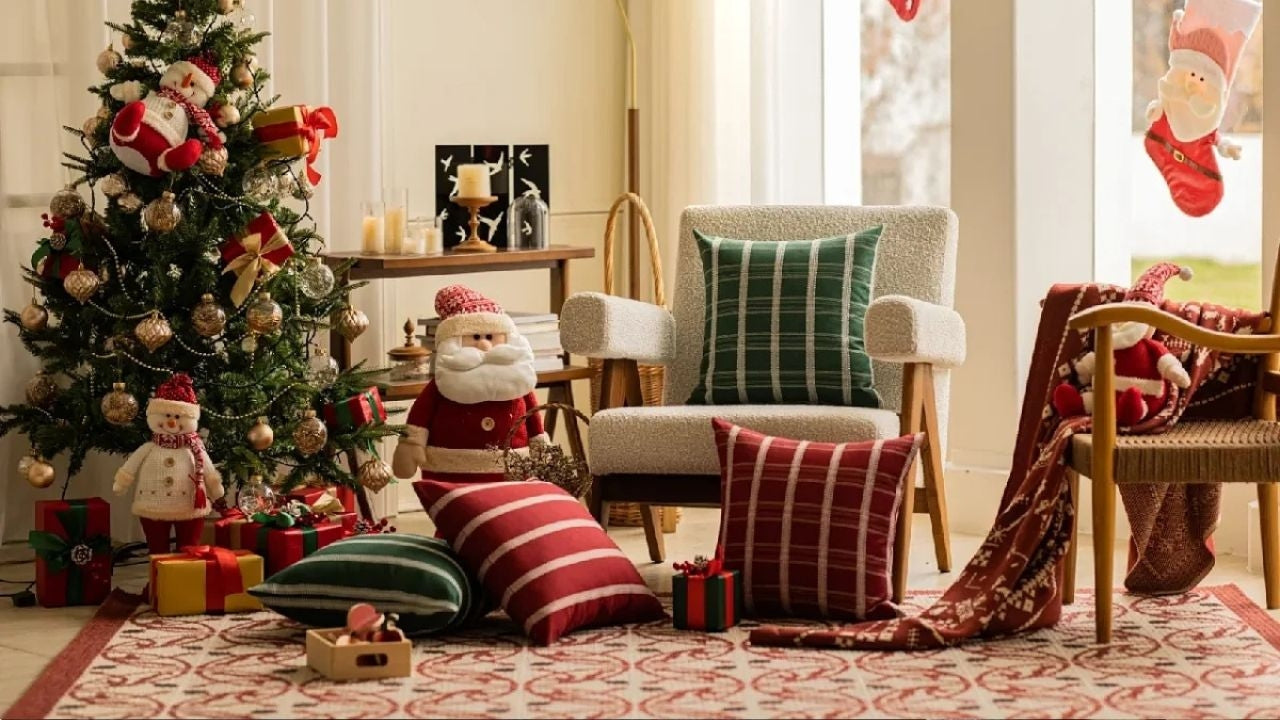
xmin=323 ymin=245 xmax=596 ymax=457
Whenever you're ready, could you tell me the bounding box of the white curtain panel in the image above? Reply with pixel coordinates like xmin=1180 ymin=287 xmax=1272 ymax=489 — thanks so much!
xmin=0 ymin=0 xmax=388 ymax=545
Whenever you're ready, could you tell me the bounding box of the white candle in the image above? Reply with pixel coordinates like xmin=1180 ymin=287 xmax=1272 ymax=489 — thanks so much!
xmin=361 ymin=215 xmax=384 ymax=254
xmin=425 ymin=227 xmax=442 ymax=254
xmin=384 ymin=206 xmax=406 ymax=253
xmin=457 ymin=164 xmax=491 ymax=198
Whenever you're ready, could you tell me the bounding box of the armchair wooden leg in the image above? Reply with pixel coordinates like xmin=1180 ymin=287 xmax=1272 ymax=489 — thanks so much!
xmin=1258 ymin=483 xmax=1280 ymax=609
xmin=894 ymin=363 xmax=926 ymax=603
xmin=1063 ymin=469 xmax=1080 ymax=605
xmin=919 ymin=368 xmax=952 ymax=572
xmin=640 ymin=505 xmax=665 ymax=563
xmin=588 ymin=476 xmax=608 ymax=529
xmin=1092 ymin=473 xmax=1117 ymax=644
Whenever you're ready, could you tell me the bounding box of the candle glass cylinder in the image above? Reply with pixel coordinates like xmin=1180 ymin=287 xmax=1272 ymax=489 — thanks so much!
xmin=405 ymin=216 xmax=441 ymax=255
xmin=360 ymin=200 xmax=385 ymax=255
xmin=456 ymin=163 xmax=492 ymax=199
xmin=383 ymin=187 xmax=408 ymax=254
xmin=508 ymin=190 xmax=549 ymax=250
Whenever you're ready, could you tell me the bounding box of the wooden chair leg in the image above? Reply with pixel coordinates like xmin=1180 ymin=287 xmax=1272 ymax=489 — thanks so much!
xmin=544 ymin=383 xmax=564 ymax=440
xmin=919 ymin=368 xmax=951 ymax=572
xmin=1258 ymin=483 xmax=1280 ymax=609
xmin=1092 ymin=473 xmax=1116 ymax=643
xmin=894 ymin=363 xmax=925 ymax=603
xmin=1063 ymin=469 xmax=1080 ymax=605
xmin=588 ymin=476 xmax=608 ymax=527
xmin=640 ymin=504 xmax=665 ymax=563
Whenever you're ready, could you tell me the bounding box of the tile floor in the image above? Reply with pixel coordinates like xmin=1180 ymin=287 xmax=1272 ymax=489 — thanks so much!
xmin=0 ymin=510 xmax=1272 ymax=710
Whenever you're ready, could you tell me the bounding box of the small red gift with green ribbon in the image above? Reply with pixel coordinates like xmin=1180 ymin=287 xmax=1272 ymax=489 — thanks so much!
xmin=672 ymin=549 xmax=741 ymax=632
xmin=323 ymin=387 xmax=387 ymax=433
xmin=29 ymin=498 xmax=112 ymax=608
xmin=237 ymin=509 xmax=346 ymax=575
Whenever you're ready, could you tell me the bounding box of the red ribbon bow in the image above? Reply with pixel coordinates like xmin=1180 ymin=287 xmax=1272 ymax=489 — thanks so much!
xmin=214 ymin=507 xmax=247 ymax=528
xmin=180 ymin=545 xmax=244 ymax=611
xmin=674 ymin=556 xmax=723 ymax=578
xmin=299 ymin=106 xmax=338 ymax=186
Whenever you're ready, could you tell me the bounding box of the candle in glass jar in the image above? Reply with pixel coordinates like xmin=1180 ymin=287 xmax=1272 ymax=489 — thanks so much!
xmin=384 ymin=206 xmax=406 ymax=253
xmin=425 ymin=226 xmax=442 ymax=254
xmin=456 ymin=164 xmax=491 ymax=198
xmin=361 ymin=200 xmax=385 ymax=254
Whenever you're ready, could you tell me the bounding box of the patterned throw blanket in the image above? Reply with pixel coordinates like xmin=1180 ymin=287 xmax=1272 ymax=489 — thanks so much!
xmin=751 ymin=283 xmax=1265 ymax=650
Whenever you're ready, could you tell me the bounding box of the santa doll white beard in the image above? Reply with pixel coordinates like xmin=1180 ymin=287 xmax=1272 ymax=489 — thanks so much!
xmin=434 ymin=336 xmax=537 ymax=404
xmin=1159 ymin=81 xmax=1224 ymax=142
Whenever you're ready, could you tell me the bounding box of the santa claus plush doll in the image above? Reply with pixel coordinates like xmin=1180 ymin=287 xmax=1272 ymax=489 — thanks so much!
xmin=392 ymin=285 xmax=549 ymax=483
xmin=1053 ymin=262 xmax=1194 ymax=426
xmin=109 ymin=54 xmax=239 ymax=177
xmin=113 ymin=373 xmax=225 ymax=554
xmin=1143 ymin=0 xmax=1260 ymax=217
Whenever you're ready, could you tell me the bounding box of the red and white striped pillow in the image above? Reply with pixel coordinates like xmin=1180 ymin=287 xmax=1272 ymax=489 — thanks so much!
xmin=713 ymin=418 xmax=923 ymax=621
xmin=414 ymin=480 xmax=666 ymax=645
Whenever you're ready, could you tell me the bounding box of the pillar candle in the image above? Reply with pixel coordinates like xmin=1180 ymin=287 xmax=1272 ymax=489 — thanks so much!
xmin=384 ymin=206 xmax=406 ymax=253
xmin=457 ymin=164 xmax=491 ymax=198
xmin=361 ymin=215 xmax=384 ymax=254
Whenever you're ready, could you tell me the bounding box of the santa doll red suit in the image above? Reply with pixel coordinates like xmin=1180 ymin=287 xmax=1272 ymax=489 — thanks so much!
xmin=392 ymin=285 xmax=548 ymax=483
xmin=1143 ymin=0 xmax=1260 ymax=217
xmin=1053 ymin=262 xmax=1194 ymax=427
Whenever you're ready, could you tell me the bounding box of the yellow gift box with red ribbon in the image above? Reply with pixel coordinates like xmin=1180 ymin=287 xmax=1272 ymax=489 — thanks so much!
xmin=149 ymin=546 xmax=264 ymax=616
xmin=252 ymin=105 xmax=339 ymax=185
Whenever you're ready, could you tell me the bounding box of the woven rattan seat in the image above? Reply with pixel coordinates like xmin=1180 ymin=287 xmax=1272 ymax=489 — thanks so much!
xmin=1071 ymin=420 xmax=1280 ymax=484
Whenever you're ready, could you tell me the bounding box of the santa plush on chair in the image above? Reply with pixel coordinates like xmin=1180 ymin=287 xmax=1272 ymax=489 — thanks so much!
xmin=392 ymin=285 xmax=548 ymax=483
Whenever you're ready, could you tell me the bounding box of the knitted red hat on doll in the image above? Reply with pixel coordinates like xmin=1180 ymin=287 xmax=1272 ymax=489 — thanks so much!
xmin=391 ymin=285 xmax=548 ymax=484
xmin=1053 ymin=262 xmax=1194 ymax=426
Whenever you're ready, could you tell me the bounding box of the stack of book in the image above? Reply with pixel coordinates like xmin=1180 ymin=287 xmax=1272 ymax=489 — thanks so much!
xmin=419 ymin=311 xmax=565 ymax=373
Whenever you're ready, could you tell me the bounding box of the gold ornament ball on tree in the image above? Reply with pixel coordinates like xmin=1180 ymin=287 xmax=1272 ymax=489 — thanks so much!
xmin=121 ymin=32 xmax=137 ymax=53
xmin=96 ymin=45 xmax=122 ymax=73
xmin=332 ymin=306 xmax=369 ymax=342
xmin=25 ymin=372 xmax=57 ymax=408
xmin=143 ymin=191 xmax=181 ymax=233
xmin=191 ymin=294 xmax=227 ymax=337
xmin=20 ymin=300 xmax=48 ymax=331
xmin=197 ymin=146 xmax=228 ymax=176
xmin=292 ymin=410 xmax=328 ymax=456
xmin=247 ymin=416 xmax=275 ymax=450
xmin=101 ymin=382 xmax=139 ymax=425
xmin=117 ymin=192 xmax=143 ymax=213
xmin=99 ymin=172 xmax=128 ymax=198
xmin=231 ymin=63 xmax=254 ymax=88
xmin=246 ymin=292 xmax=283 ymax=334
xmin=358 ymin=458 xmax=394 ymax=492
xmin=63 ymin=264 xmax=100 ymax=304
xmin=135 ymin=311 xmax=173 ymax=352
xmin=49 ymin=186 xmax=86 ymax=218
xmin=82 ymin=115 xmax=104 ymax=147
xmin=217 ymin=0 xmax=241 ymax=14
xmin=23 ymin=456 xmax=55 ymax=489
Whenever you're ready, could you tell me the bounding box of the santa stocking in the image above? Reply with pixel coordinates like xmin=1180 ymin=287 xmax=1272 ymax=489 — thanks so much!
xmin=889 ymin=0 xmax=919 ymax=22
xmin=1144 ymin=0 xmax=1259 ymax=217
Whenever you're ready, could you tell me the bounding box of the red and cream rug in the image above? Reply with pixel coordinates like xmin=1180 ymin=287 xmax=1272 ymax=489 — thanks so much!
xmin=8 ymin=585 xmax=1280 ymax=719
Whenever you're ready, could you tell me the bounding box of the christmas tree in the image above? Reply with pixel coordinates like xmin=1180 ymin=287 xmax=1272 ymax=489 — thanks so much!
xmin=1 ymin=0 xmax=399 ymax=499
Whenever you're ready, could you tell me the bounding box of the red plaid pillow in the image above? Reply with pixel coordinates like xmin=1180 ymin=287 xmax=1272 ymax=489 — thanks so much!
xmin=712 ymin=419 xmax=922 ymax=621
xmin=414 ymin=480 xmax=666 ymax=645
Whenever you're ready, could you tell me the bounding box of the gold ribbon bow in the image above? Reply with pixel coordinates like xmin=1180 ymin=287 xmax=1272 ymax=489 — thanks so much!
xmin=223 ymin=228 xmax=290 ymax=307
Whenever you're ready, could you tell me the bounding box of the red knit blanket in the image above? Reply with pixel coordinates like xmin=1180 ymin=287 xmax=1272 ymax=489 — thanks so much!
xmin=751 ymin=283 xmax=1265 ymax=649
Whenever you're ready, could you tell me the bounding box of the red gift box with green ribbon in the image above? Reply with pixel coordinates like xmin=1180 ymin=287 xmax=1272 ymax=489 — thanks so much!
xmin=29 ymin=498 xmax=112 ymax=608
xmin=227 ymin=510 xmax=346 ymax=575
xmin=323 ymin=387 xmax=386 ymax=433
xmin=672 ymin=554 xmax=741 ymax=632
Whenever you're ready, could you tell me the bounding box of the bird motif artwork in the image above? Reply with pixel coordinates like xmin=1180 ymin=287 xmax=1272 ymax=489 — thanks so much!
xmin=434 ymin=144 xmax=549 ymax=250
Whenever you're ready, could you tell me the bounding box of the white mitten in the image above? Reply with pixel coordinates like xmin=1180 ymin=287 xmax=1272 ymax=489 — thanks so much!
xmin=109 ymin=81 xmax=143 ymax=103
xmin=392 ymin=440 xmax=427 ymax=479
xmin=112 ymin=469 xmax=134 ymax=495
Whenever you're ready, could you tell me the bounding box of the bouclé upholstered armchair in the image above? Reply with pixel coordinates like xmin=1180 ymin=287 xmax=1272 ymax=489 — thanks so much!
xmin=561 ymin=206 xmax=965 ymax=600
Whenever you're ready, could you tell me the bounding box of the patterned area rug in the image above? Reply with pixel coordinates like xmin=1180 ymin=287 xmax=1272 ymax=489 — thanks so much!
xmin=9 ymin=585 xmax=1280 ymax=719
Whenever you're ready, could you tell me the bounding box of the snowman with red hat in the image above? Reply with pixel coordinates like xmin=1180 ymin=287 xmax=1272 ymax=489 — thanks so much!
xmin=113 ymin=373 xmax=225 ymax=554
xmin=109 ymin=54 xmax=240 ymax=176
xmin=392 ymin=285 xmax=549 ymax=483
xmin=1054 ymin=263 xmax=1194 ymax=426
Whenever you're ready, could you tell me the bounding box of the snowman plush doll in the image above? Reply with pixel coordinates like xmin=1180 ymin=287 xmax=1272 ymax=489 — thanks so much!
xmin=109 ymin=54 xmax=239 ymax=177
xmin=113 ymin=373 xmax=225 ymax=554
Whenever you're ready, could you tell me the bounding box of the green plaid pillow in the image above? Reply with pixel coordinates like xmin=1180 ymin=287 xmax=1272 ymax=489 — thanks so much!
xmin=248 ymin=533 xmax=486 ymax=636
xmin=688 ymin=227 xmax=883 ymax=407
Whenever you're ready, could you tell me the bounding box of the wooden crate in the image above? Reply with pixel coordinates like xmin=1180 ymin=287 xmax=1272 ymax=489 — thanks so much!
xmin=305 ymin=628 xmax=411 ymax=680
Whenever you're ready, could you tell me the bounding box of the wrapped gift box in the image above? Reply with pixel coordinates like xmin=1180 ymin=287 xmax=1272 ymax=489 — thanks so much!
xmin=252 ymin=105 xmax=337 ymax=185
xmin=672 ymin=569 xmax=741 ymax=632
xmin=149 ymin=547 xmax=263 ymax=616
xmin=221 ymin=517 xmax=347 ymax=575
xmin=201 ymin=511 xmax=250 ymax=550
xmin=30 ymin=498 xmax=112 ymax=608
xmin=287 ymin=485 xmax=358 ymax=515
xmin=323 ymin=387 xmax=386 ymax=432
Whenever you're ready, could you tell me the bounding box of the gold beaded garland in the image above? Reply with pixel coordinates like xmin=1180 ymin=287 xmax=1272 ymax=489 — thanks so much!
xmin=20 ymin=299 xmax=48 ymax=331
xmin=101 ymin=382 xmax=140 ymax=425
xmin=358 ymin=458 xmax=394 ymax=492
xmin=143 ymin=191 xmax=181 ymax=233
xmin=191 ymin=293 xmax=227 ymax=337
xmin=63 ymin=264 xmax=100 ymax=304
xmin=247 ymin=416 xmax=275 ymax=450
xmin=134 ymin=311 xmax=173 ymax=352
xmin=246 ymin=292 xmax=283 ymax=335
xmin=25 ymin=372 xmax=57 ymax=408
xmin=332 ymin=306 xmax=369 ymax=343
xmin=292 ymin=410 xmax=328 ymax=456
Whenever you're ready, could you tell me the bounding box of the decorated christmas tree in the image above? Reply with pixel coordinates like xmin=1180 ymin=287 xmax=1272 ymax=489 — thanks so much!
xmin=1 ymin=0 xmax=398 ymax=501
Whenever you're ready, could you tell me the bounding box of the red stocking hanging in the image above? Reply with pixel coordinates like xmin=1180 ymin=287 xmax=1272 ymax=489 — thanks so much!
xmin=889 ymin=0 xmax=919 ymax=22
xmin=1143 ymin=0 xmax=1259 ymax=217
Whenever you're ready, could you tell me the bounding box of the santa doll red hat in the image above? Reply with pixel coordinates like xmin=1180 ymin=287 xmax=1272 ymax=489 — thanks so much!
xmin=1143 ymin=0 xmax=1261 ymax=217
xmin=392 ymin=285 xmax=548 ymax=483
xmin=1053 ymin=262 xmax=1194 ymax=426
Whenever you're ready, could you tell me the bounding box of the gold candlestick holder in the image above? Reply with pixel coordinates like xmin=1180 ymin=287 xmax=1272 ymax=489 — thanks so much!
xmin=451 ymin=195 xmax=499 ymax=253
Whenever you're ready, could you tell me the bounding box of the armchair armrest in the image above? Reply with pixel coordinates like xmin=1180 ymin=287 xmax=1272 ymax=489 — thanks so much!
xmin=560 ymin=291 xmax=676 ymax=365
xmin=1068 ymin=303 xmax=1280 ymax=355
xmin=864 ymin=295 xmax=966 ymax=368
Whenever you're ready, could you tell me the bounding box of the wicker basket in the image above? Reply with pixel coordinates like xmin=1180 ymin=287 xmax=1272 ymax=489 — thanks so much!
xmin=500 ymin=402 xmax=592 ymax=499
xmin=585 ymin=192 xmax=679 ymax=533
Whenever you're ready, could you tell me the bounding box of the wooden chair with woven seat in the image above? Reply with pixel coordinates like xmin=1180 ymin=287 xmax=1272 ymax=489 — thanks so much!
xmin=1064 ymin=296 xmax=1280 ymax=644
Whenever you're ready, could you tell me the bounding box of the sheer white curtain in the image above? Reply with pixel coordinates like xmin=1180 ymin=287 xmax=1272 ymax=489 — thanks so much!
xmin=0 ymin=0 xmax=387 ymax=545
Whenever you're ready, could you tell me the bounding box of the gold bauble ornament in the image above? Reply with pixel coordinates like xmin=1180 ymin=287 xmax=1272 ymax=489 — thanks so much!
xmin=197 ymin=146 xmax=228 ymax=176
xmin=143 ymin=191 xmax=181 ymax=233
xmin=63 ymin=264 xmax=100 ymax=304
xmin=121 ymin=33 xmax=137 ymax=53
xmin=332 ymin=306 xmax=369 ymax=343
xmin=247 ymin=416 xmax=275 ymax=450
xmin=81 ymin=114 xmax=104 ymax=146
xmin=231 ymin=63 xmax=254 ymax=88
xmin=358 ymin=458 xmax=394 ymax=493
xmin=246 ymin=292 xmax=283 ymax=335
xmin=217 ymin=0 xmax=240 ymax=14
xmin=117 ymin=192 xmax=143 ymax=213
xmin=25 ymin=373 xmax=57 ymax=408
xmin=134 ymin=311 xmax=173 ymax=352
xmin=49 ymin=187 xmax=86 ymax=218
xmin=292 ymin=410 xmax=328 ymax=456
xmin=99 ymin=172 xmax=128 ymax=198
xmin=96 ymin=45 xmax=122 ymax=74
xmin=20 ymin=300 xmax=48 ymax=331
xmin=101 ymin=382 xmax=139 ymax=425
xmin=23 ymin=456 xmax=55 ymax=489
xmin=191 ymin=293 xmax=227 ymax=337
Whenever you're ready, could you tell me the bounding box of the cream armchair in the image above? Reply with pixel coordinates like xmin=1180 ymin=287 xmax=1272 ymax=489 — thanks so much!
xmin=562 ymin=206 xmax=964 ymax=600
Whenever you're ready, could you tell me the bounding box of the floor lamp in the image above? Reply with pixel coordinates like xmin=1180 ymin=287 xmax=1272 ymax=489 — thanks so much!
xmin=616 ymin=0 xmax=641 ymax=301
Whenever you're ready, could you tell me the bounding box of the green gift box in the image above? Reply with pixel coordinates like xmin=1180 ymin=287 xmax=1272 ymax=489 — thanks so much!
xmin=672 ymin=569 xmax=741 ymax=632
